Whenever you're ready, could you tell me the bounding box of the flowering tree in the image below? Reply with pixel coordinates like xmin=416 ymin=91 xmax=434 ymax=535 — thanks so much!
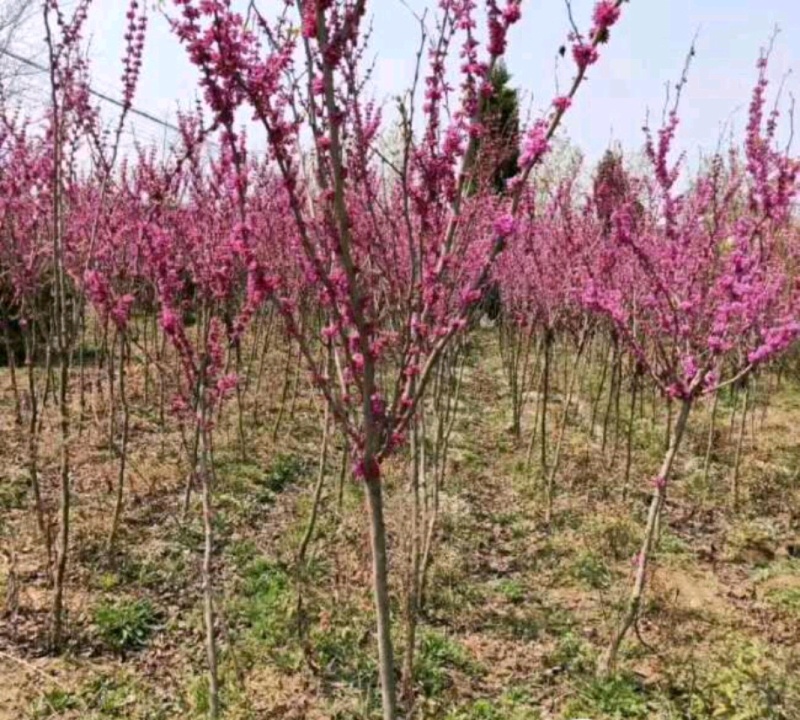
xmin=578 ymin=53 xmax=800 ymax=673
xmin=169 ymin=0 xmax=626 ymax=716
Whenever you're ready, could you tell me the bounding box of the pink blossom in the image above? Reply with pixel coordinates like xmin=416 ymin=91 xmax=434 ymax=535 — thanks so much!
xmin=552 ymin=95 xmax=572 ymax=113
xmin=493 ymin=214 xmax=517 ymax=238
xmin=572 ymin=41 xmax=599 ymax=70
xmin=519 ymin=120 xmax=550 ymax=169
xmin=592 ymin=1 xmax=621 ymax=31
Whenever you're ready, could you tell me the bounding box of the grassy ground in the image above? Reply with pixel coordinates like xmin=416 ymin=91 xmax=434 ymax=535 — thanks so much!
xmin=1 ymin=330 xmax=799 ymax=719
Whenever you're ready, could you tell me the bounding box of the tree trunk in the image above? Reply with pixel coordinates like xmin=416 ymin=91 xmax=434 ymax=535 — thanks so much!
xmin=3 ymin=323 xmax=22 ymax=425
xmin=590 ymin=342 xmax=611 ymax=439
xmin=539 ymin=330 xmax=552 ymax=480
xmin=545 ymin=330 xmax=587 ymax=525
xmin=364 ymin=474 xmax=398 ymax=720
xmin=598 ymin=397 xmax=692 ymax=676
xmin=107 ymin=333 xmax=130 ymax=557
xmin=401 ymin=417 xmax=422 ymax=705
xmin=731 ymin=380 xmax=749 ymax=512
xmin=702 ymin=390 xmax=719 ymax=487
xmin=297 ymin=403 xmax=330 ymax=567
xmin=271 ymin=338 xmax=294 ymax=441
xmin=25 ymin=331 xmax=52 ymax=564
xmin=51 ymin=338 xmax=71 ymax=651
xmin=601 ymin=340 xmax=618 ymax=455
xmin=199 ymin=414 xmax=220 ymax=719
xmin=622 ymin=372 xmax=638 ymax=501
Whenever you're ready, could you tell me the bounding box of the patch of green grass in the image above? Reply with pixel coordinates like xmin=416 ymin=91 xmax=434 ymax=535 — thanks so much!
xmin=659 ymin=529 xmax=689 ymax=556
xmin=227 ymin=538 xmax=259 ymax=570
xmin=571 ymin=551 xmax=612 ymax=590
xmin=215 ymin=455 xmax=266 ymax=493
xmin=493 ymin=510 xmax=525 ymax=533
xmin=496 ymin=578 xmax=526 ymax=604
xmin=76 ymin=343 xmax=103 ymax=364
xmin=544 ymin=631 xmax=596 ymax=675
xmin=173 ymin=522 xmax=204 ymax=553
xmin=564 ymin=674 xmax=650 ymax=719
xmin=445 ymin=690 xmax=541 ymax=720
xmin=0 ymin=474 xmax=26 ymax=510
xmin=229 ymin=556 xmax=296 ymax=668
xmin=766 ymin=586 xmax=800 ymax=614
xmin=80 ymin=674 xmax=139 ymax=717
xmin=752 ymin=557 xmax=800 ymax=583
xmin=215 ymin=452 xmax=308 ymax=509
xmin=415 ymin=629 xmax=482 ymax=696
xmin=726 ymin=520 xmax=779 ymax=566
xmin=262 ymin=453 xmax=308 ymax=493
xmin=460 ymin=449 xmax=485 ymax=471
xmin=98 ymin=571 xmax=121 ymax=591
xmin=30 ymin=689 xmax=81 ymax=718
xmin=127 ymin=549 xmax=188 ymax=593
xmin=662 ymin=640 xmax=800 ymax=720
xmin=313 ymin=621 xmax=377 ymax=689
xmin=93 ymin=598 xmax=158 ymax=653
xmin=427 ymin=572 xmax=488 ymax=622
xmin=588 ymin=516 xmax=640 ymax=561
xmin=486 ymin=594 xmax=574 ymax=642
xmin=189 ymin=675 xmax=213 ymax=718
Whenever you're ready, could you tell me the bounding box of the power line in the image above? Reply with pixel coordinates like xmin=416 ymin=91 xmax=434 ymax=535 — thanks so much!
xmin=0 ymin=46 xmax=182 ymax=135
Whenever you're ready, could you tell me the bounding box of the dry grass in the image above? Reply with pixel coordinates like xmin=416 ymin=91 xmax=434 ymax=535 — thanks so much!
xmin=1 ymin=330 xmax=800 ymax=718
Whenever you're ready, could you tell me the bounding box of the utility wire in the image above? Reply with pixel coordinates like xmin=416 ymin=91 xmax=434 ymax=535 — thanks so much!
xmin=0 ymin=45 xmax=182 ymax=134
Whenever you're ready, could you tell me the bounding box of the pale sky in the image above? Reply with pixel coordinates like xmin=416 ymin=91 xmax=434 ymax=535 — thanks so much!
xmin=8 ymin=1 xmax=800 ymax=166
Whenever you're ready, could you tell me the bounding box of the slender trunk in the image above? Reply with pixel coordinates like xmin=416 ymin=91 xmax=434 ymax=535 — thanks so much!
xmin=50 ymin=85 xmax=72 ymax=649
xmin=243 ymin=310 xmax=264 ymax=391
xmin=702 ymin=390 xmax=719 ymax=487
xmin=516 ymin=329 xmax=536 ymax=438
xmin=524 ymin=335 xmax=544 ymax=470
xmin=545 ymin=331 xmax=587 ymax=525
xmin=728 ymin=387 xmax=739 ymax=444
xmin=3 ymin=323 xmax=22 ymax=426
xmin=200 ymin=409 xmax=220 ymax=719
xmin=622 ymin=373 xmax=638 ymax=501
xmin=25 ymin=331 xmax=51 ymax=564
xmin=271 ymin=339 xmax=294 ymax=441
xmin=601 ymin=341 xmax=618 ymax=455
xmin=664 ymin=397 xmax=673 ymax=453
xmin=401 ymin=417 xmax=422 ymax=704
xmin=182 ymin=408 xmax=202 ymax=518
xmin=297 ymin=402 xmax=330 ymax=566
xmin=337 ymin=441 xmax=348 ymax=514
xmin=611 ymin=353 xmax=623 ymax=467
xmin=143 ymin=306 xmax=150 ymax=405
xmin=107 ymin=326 xmax=117 ymax=463
xmin=51 ymin=338 xmax=71 ymax=652
xmin=591 ymin=342 xmax=611 ymax=440
xmin=287 ymin=341 xmax=303 ymax=422
xmin=234 ymin=343 xmax=247 ymax=461
xmin=759 ymin=372 xmax=771 ymax=431
xmin=749 ymin=375 xmax=756 ymax=439
xmin=158 ymin=331 xmax=167 ymax=450
xmin=420 ymin=350 xmax=464 ymax=604
xmin=598 ymin=398 xmax=692 ymax=676
xmin=731 ymin=380 xmax=749 ymax=512
xmin=251 ymin=310 xmax=275 ymax=419
xmin=107 ymin=333 xmax=130 ymax=557
xmin=639 ymin=375 xmax=645 ymax=420
xmin=364 ymin=474 xmax=398 ymax=720
xmin=539 ymin=330 xmax=552 ymax=479
xmin=76 ymin=304 xmax=87 ymax=435
xmin=650 ymin=383 xmax=658 ymax=430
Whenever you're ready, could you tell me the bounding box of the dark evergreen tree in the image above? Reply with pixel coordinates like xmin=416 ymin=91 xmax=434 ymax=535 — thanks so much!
xmin=474 ymin=62 xmax=520 ymax=320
